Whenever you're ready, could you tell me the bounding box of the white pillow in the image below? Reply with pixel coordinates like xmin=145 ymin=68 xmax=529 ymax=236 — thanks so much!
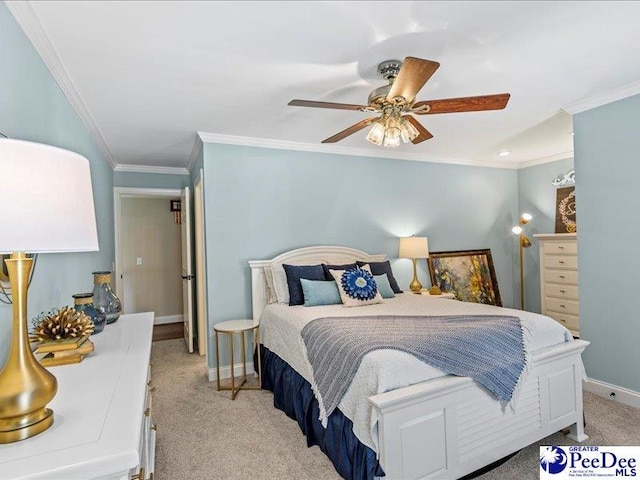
xmin=271 ymin=266 xmax=290 ymax=304
xmin=263 ymin=266 xmax=277 ymax=304
xmin=329 ymin=265 xmax=383 ymax=307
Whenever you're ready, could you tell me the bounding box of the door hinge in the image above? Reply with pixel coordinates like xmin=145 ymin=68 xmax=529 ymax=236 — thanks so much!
xmin=181 ymin=275 xmax=194 ymax=280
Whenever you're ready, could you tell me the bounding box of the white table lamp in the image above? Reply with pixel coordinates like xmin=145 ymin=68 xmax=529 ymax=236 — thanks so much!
xmin=399 ymin=236 xmax=429 ymax=294
xmin=0 ymin=138 xmax=99 ymax=443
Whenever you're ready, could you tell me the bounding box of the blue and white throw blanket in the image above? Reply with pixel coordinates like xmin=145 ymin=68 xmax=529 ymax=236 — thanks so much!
xmin=300 ymin=314 xmax=529 ymax=424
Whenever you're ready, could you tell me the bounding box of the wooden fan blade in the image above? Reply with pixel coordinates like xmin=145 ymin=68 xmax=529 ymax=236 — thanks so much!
xmin=288 ymin=99 xmax=370 ymax=111
xmin=321 ymin=117 xmax=378 ymax=143
xmin=386 ymin=57 xmax=440 ymax=104
xmin=413 ymin=93 xmax=511 ymax=114
xmin=404 ymin=116 xmax=433 ymax=144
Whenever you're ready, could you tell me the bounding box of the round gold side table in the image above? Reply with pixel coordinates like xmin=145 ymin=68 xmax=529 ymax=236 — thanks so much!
xmin=213 ymin=319 xmax=261 ymax=400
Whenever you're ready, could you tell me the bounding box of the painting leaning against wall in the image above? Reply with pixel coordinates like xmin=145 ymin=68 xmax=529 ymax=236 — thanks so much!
xmin=427 ymin=249 xmax=502 ymax=307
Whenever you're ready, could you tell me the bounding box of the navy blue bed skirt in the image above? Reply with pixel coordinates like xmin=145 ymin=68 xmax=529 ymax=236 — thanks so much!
xmin=256 ymin=344 xmax=384 ymax=480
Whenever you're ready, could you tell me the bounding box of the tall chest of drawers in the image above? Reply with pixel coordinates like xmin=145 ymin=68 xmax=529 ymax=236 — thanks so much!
xmin=534 ymin=233 xmax=579 ymax=337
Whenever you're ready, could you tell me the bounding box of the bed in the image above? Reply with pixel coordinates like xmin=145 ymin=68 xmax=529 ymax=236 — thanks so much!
xmin=249 ymin=246 xmax=589 ymax=480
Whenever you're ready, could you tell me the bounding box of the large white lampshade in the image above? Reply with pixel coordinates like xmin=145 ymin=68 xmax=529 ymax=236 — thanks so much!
xmin=399 ymin=236 xmax=429 ymax=259
xmin=0 ymin=139 xmax=99 ymax=253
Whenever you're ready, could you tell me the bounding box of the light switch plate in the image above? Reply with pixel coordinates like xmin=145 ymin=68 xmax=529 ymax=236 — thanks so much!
xmin=136 ymin=257 xmax=143 ymax=266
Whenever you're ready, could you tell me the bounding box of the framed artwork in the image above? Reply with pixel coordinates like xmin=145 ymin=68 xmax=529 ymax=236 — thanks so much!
xmin=555 ymin=186 xmax=576 ymax=233
xmin=427 ymin=249 xmax=502 ymax=307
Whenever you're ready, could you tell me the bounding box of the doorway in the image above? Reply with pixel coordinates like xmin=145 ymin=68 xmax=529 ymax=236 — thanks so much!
xmin=114 ymin=188 xmax=193 ymax=347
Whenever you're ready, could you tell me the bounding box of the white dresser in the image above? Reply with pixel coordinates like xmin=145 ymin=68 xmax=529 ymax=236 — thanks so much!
xmin=534 ymin=233 xmax=579 ymax=337
xmin=0 ymin=312 xmax=156 ymax=480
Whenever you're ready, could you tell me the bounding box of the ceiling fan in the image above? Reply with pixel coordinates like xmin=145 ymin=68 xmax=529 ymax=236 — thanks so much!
xmin=288 ymin=57 xmax=510 ymax=148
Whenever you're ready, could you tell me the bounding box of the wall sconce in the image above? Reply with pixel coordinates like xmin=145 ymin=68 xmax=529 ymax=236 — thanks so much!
xmin=399 ymin=236 xmax=429 ymax=294
xmin=512 ymin=213 xmax=533 ymax=310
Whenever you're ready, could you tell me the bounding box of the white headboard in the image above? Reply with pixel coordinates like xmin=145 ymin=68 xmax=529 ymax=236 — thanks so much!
xmin=248 ymin=246 xmax=386 ymax=321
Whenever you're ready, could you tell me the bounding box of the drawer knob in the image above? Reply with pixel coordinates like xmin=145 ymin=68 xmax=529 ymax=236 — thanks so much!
xmin=560 ymin=319 xmax=566 ymax=323
xmin=559 ymin=275 xmax=565 ymax=279
xmin=560 ymin=304 xmax=566 ymax=308
xmin=558 ymin=246 xmax=564 ymax=249
xmin=559 ymin=261 xmax=565 ymax=264
xmin=560 ymin=290 xmax=566 ymax=293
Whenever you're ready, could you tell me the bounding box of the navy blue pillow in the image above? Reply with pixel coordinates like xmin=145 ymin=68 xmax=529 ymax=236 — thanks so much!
xmin=322 ymin=263 xmax=357 ymax=281
xmin=283 ymin=264 xmax=326 ymax=306
xmin=356 ymin=260 xmax=403 ymax=293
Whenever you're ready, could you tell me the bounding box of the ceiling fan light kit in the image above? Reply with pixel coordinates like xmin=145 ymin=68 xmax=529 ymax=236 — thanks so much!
xmin=288 ymin=56 xmax=510 ymax=148
xmin=366 ymin=114 xmax=420 ymax=148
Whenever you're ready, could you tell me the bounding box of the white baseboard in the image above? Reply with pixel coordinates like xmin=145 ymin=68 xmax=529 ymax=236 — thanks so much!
xmin=154 ymin=315 xmax=183 ymax=325
xmin=208 ymin=362 xmax=255 ymax=382
xmin=584 ymin=378 xmax=640 ymax=409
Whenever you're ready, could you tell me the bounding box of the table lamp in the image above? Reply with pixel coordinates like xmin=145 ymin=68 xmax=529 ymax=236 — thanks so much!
xmin=399 ymin=236 xmax=429 ymax=294
xmin=0 ymin=139 xmax=99 ymax=443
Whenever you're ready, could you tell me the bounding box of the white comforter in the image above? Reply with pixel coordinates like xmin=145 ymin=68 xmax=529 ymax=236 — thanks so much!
xmin=259 ymin=293 xmax=573 ymax=454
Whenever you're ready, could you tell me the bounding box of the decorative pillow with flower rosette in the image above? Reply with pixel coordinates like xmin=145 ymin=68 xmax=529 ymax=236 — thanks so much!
xmin=329 ymin=265 xmax=384 ymax=307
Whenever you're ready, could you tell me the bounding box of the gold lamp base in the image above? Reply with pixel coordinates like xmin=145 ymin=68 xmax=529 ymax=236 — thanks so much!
xmin=0 ymin=408 xmax=53 ymax=443
xmin=428 ymin=285 xmax=442 ymax=295
xmin=0 ymin=253 xmax=57 ymax=444
xmin=409 ymin=258 xmax=423 ymax=294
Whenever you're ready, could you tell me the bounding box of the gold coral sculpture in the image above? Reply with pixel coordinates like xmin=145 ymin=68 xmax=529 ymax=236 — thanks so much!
xmin=33 ymin=307 xmax=95 ymax=342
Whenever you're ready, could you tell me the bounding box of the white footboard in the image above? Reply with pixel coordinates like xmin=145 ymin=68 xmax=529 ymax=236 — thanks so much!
xmin=369 ymin=339 xmax=589 ymax=480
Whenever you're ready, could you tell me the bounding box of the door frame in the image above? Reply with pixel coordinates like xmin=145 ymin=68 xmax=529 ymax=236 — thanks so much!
xmin=113 ymin=187 xmax=183 ymax=323
xmin=194 ymin=169 xmax=208 ymax=359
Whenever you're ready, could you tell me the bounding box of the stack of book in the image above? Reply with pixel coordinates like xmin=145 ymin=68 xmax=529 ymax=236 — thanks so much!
xmin=34 ymin=335 xmax=94 ymax=367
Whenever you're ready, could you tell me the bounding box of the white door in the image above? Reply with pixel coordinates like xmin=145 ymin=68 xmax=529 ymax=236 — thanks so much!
xmin=181 ymin=187 xmax=194 ymax=353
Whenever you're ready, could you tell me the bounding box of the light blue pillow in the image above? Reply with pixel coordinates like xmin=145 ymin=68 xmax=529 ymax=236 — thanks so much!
xmin=300 ymin=279 xmax=342 ymax=307
xmin=374 ymin=274 xmax=395 ymax=299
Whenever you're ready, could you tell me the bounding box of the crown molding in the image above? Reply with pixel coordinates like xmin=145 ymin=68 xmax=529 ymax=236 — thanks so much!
xmin=6 ymin=1 xmax=117 ymax=168
xmin=113 ymin=164 xmax=189 ymax=175
xmin=196 ymin=132 xmax=521 ymax=169
xmin=563 ymin=79 xmax=640 ymax=114
xmin=517 ymin=150 xmax=574 ymax=169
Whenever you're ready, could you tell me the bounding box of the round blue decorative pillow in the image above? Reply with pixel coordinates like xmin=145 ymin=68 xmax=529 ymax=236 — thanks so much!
xmin=341 ymin=268 xmax=378 ymax=301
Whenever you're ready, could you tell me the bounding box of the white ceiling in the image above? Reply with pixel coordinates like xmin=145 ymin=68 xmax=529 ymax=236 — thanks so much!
xmin=8 ymin=1 xmax=640 ymax=171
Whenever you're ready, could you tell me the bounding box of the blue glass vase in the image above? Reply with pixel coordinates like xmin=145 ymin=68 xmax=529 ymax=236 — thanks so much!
xmin=72 ymin=293 xmax=106 ymax=334
xmin=92 ymin=271 xmax=122 ymax=325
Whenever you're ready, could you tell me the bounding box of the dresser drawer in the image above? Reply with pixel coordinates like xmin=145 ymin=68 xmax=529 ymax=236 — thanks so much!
xmin=544 ymin=255 xmax=578 ymax=270
xmin=546 ymin=297 xmax=579 ymax=316
xmin=545 ymin=269 xmax=578 ymax=285
xmin=546 ymin=311 xmax=580 ymax=331
xmin=543 ymin=241 xmax=577 ymax=255
xmin=545 ymin=284 xmax=579 ymax=300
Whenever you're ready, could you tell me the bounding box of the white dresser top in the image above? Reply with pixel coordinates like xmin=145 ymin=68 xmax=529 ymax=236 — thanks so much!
xmin=0 ymin=312 xmax=154 ymax=479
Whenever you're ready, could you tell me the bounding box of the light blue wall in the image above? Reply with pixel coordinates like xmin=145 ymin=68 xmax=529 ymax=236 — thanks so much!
xmin=113 ymin=171 xmax=190 ymax=190
xmin=0 ymin=4 xmax=115 ymax=367
xmin=517 ymin=158 xmax=574 ymax=313
xmin=574 ymin=94 xmax=640 ymax=393
xmin=201 ymin=143 xmax=519 ymax=368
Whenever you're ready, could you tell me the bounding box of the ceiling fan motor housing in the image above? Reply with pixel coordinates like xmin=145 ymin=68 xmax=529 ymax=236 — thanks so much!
xmin=368 ymin=60 xmax=403 ymax=105
xmin=378 ymin=60 xmax=403 ymax=80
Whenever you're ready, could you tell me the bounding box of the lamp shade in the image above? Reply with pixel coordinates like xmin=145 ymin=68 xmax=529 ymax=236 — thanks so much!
xmin=399 ymin=236 xmax=429 ymax=259
xmin=0 ymin=139 xmax=99 ymax=254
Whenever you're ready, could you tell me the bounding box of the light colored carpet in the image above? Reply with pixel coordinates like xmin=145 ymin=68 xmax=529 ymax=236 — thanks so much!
xmin=151 ymin=339 xmax=640 ymax=479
